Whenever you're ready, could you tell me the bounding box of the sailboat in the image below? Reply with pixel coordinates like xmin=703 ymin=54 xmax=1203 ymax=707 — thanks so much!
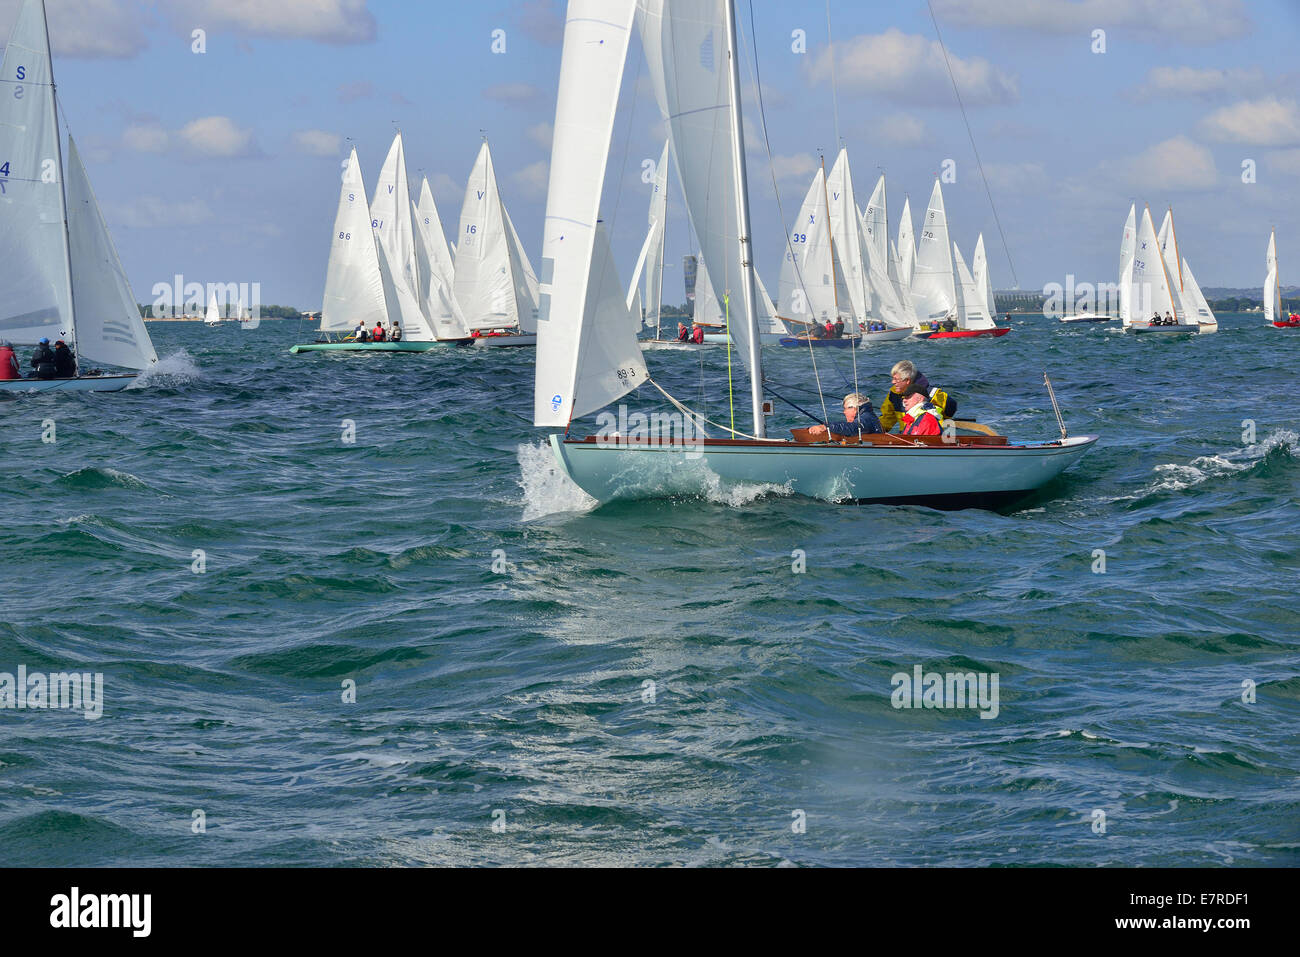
xmin=629 ymin=141 xmax=686 ymax=345
xmin=533 ymin=0 xmax=1096 ymax=509
xmin=1265 ymin=229 xmax=1298 ymax=328
xmin=1124 ymin=204 xmax=1196 ymax=336
xmin=204 ymin=291 xmax=224 ymax=326
xmin=454 ymin=141 xmax=539 ymax=348
xmin=857 ymin=169 xmax=920 ymax=343
xmin=1154 ymin=207 xmax=1216 ymax=334
xmin=0 ymin=0 xmax=158 ymax=393
xmin=777 ymin=160 xmax=856 ymax=347
xmin=296 ymin=146 xmax=453 ymax=354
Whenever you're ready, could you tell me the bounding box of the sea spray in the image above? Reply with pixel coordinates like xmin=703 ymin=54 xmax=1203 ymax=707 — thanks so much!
xmin=516 ymin=440 xmax=597 ymax=521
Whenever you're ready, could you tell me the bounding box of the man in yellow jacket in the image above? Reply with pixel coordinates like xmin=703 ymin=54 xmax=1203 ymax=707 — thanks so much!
xmin=878 ymin=360 xmax=954 ymax=433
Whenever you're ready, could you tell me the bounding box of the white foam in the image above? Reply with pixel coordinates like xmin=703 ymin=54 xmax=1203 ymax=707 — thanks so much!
xmin=517 ymin=440 xmax=597 ymax=521
xmin=130 ymin=349 xmax=201 ymax=388
xmin=1142 ymin=430 xmax=1298 ymax=494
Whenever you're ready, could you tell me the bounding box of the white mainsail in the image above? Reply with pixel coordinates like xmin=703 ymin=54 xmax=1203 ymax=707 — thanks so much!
xmin=0 ymin=0 xmax=73 ymax=347
xmin=321 ymin=149 xmax=388 ymax=335
xmin=370 ymin=134 xmax=433 ymax=339
xmin=887 ymin=239 xmax=917 ymax=327
xmin=1157 ymin=209 xmax=1191 ymax=322
xmin=972 ymin=234 xmax=993 ymax=318
xmin=638 ymin=0 xmax=759 ymax=377
xmin=911 ymin=179 xmax=956 ymax=325
xmin=897 ymin=196 xmax=916 ymax=289
xmin=205 ymin=292 xmax=222 ymax=325
xmin=456 ymin=142 xmax=525 ymax=332
xmin=65 ymin=136 xmax=156 ymax=369
xmin=1118 ymin=204 xmax=1137 ymax=326
xmin=1131 ymin=205 xmax=1178 ymax=323
xmin=953 ymin=242 xmax=995 ymax=330
xmin=1264 ymin=230 xmax=1281 ymax=326
xmin=827 ymin=151 xmax=869 ymax=329
xmin=532 ymin=0 xmax=645 ymax=427
xmin=778 ymin=167 xmax=850 ymax=328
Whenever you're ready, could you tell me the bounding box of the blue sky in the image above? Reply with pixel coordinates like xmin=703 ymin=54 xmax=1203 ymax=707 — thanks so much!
xmin=5 ymin=0 xmax=1298 ymax=308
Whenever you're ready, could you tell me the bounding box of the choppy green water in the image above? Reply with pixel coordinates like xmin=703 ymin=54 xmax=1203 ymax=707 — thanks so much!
xmin=1 ymin=315 xmax=1297 ymax=866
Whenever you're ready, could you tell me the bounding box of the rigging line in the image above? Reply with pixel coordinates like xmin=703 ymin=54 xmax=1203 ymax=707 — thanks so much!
xmin=645 ymin=375 xmax=774 ymax=441
xmin=825 ymin=0 xmax=842 ymax=148
xmin=925 ymin=0 xmax=1019 ymax=290
xmin=742 ymin=0 xmax=829 ymax=429
xmin=765 ymin=382 xmax=828 ymax=426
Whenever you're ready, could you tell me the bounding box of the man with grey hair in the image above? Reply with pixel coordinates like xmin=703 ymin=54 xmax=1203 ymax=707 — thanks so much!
xmin=807 ymin=393 xmax=883 ymax=440
xmin=879 ymin=360 xmax=953 ymax=432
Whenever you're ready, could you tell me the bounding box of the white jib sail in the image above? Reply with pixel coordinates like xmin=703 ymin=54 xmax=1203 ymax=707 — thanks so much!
xmin=953 ymin=242 xmax=994 ymax=330
xmin=0 ymin=0 xmax=73 ymax=347
xmin=1180 ymin=257 xmax=1215 ymax=327
xmin=416 ymin=176 xmax=457 ymax=285
xmin=910 ymin=179 xmax=955 ymax=325
xmin=533 ymin=0 xmax=645 ymax=427
xmin=1157 ymin=209 xmax=1193 ymax=322
xmin=412 ymin=198 xmax=470 ymax=339
xmin=1119 ymin=204 xmax=1137 ymax=325
xmin=205 ymin=291 xmax=222 ymax=324
xmin=321 ymin=148 xmax=389 ymax=335
xmin=858 ymin=204 xmax=910 ymax=329
xmin=503 ymin=202 xmax=540 ymax=333
xmin=455 ymin=143 xmax=521 ymax=331
xmin=626 ymin=140 xmax=671 ymax=333
xmin=65 ymin=136 xmax=157 ymax=368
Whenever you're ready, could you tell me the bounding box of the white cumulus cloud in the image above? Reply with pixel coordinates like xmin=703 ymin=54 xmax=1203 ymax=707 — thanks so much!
xmin=1201 ymin=97 xmax=1300 ymax=147
xmin=807 ymin=29 xmax=1018 ymax=108
xmin=178 ymin=116 xmax=259 ymax=158
xmin=1114 ymin=136 xmax=1219 ymax=191
xmin=168 ymin=0 xmax=378 ymax=44
xmin=291 ymin=129 xmax=342 ymax=157
xmin=1133 ymin=66 xmax=1264 ymax=99
xmin=929 ymin=0 xmax=1251 ymax=45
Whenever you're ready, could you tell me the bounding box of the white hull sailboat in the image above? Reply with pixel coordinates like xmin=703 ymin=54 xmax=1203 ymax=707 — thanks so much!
xmin=0 ymin=0 xmax=158 ymax=394
xmin=456 ymin=141 xmax=539 ymax=348
xmin=532 ymin=0 xmax=1096 ymax=510
xmin=1264 ymin=229 xmax=1297 ymax=329
xmin=1124 ymin=205 xmax=1199 ymax=336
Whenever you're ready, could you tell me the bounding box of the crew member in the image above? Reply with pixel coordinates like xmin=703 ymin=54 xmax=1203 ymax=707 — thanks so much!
xmin=677 ymin=323 xmax=690 ymax=343
xmin=691 ymin=324 xmax=705 ymax=345
xmin=53 ymin=340 xmax=76 ymax=378
xmin=805 ymin=393 xmax=883 ymax=440
xmin=30 ymin=338 xmax=57 ymax=379
xmin=901 ymin=388 xmax=943 ymax=437
xmin=0 ymin=341 xmax=20 ymax=380
xmin=878 ymin=360 xmax=954 ymax=432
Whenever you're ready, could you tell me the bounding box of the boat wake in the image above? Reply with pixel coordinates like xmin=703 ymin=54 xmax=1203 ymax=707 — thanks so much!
xmin=131 ymin=350 xmax=201 ymax=388
xmin=1145 ymin=429 xmax=1298 ymax=495
xmin=517 ymin=440 xmax=597 ymax=521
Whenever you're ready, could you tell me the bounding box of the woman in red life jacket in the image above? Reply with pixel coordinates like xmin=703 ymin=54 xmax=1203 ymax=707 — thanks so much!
xmin=0 ymin=341 xmax=20 ymax=380
xmin=691 ymin=324 xmax=705 ymax=344
xmin=372 ymin=322 xmax=386 ymax=342
xmin=901 ymin=388 xmax=943 ymax=437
